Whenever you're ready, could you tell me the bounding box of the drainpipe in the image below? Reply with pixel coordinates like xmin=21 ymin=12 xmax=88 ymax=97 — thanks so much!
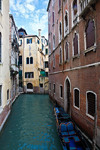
xmin=61 ymin=0 xmax=64 ymax=72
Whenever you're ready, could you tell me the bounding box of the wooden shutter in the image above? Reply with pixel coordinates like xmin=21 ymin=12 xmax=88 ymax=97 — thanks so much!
xmin=86 ymin=20 xmax=95 ymax=49
xmin=65 ymin=42 xmax=68 ymax=60
xmin=87 ymin=92 xmax=95 ymax=117
xmin=75 ymin=89 xmax=79 ymax=108
xmin=74 ymin=33 xmax=78 ymax=55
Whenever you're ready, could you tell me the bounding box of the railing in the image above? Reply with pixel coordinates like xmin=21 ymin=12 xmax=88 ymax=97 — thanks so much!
xmin=80 ymin=0 xmax=97 ymax=16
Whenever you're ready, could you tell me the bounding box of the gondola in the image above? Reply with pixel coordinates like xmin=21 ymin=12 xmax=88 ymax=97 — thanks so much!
xmin=54 ymin=106 xmax=90 ymax=150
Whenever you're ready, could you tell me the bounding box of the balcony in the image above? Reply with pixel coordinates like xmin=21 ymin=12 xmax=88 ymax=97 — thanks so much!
xmin=10 ymin=65 xmax=19 ymax=76
xmin=12 ymin=35 xmax=19 ymax=52
xmin=79 ymin=0 xmax=98 ymax=18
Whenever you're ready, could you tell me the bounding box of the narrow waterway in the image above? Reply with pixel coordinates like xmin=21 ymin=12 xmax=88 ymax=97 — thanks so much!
xmin=0 ymin=94 xmax=63 ymax=150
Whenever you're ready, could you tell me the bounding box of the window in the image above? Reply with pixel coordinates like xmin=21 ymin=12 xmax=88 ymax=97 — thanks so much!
xmin=87 ymin=92 xmax=96 ymax=118
xmin=0 ymin=85 xmax=2 ymax=106
xmin=45 ymin=61 xmax=48 ymax=68
xmin=53 ymin=35 xmax=55 ymax=50
xmin=0 ymin=0 xmax=2 ymax=11
xmin=65 ymin=42 xmax=68 ymax=60
xmin=85 ymin=19 xmax=95 ymax=49
xmin=45 ymin=49 xmax=48 ymax=55
xmin=19 ymin=56 xmax=22 ymax=65
xmin=49 ymin=83 xmax=51 ymax=91
xmin=52 ymin=11 xmax=54 ymax=25
xmin=65 ymin=11 xmax=68 ymax=29
xmin=73 ymin=33 xmax=78 ymax=56
xmin=0 ymin=33 xmax=1 ymax=62
xmin=42 ymin=44 xmax=44 ymax=51
xmin=40 ymin=84 xmax=43 ymax=88
xmin=19 ymin=40 xmax=22 ymax=46
xmin=74 ymin=88 xmax=80 ymax=109
xmin=60 ymin=85 xmax=63 ymax=98
xmin=73 ymin=0 xmax=77 ymax=16
xmin=59 ymin=22 xmax=62 ymax=41
xmin=53 ymin=84 xmax=55 ymax=94
xmin=7 ymin=89 xmax=9 ymax=100
xmin=25 ymin=72 xmax=34 ymax=78
xmin=37 ymin=40 xmax=39 ymax=44
xmin=30 ymin=57 xmax=33 ymax=64
xmin=26 ymin=57 xmax=29 ymax=64
xmin=46 ymin=72 xmax=48 ymax=77
xmin=27 ymin=38 xmax=32 ymax=44
xmin=59 ymin=48 xmax=62 ymax=64
xmin=59 ymin=0 xmax=61 ymax=10
xmin=53 ymin=53 xmax=55 ymax=67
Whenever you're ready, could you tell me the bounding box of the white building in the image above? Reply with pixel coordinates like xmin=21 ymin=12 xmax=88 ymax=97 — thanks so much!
xmin=0 ymin=0 xmax=10 ymax=113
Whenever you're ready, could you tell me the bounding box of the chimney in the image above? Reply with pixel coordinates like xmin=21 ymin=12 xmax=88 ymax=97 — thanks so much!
xmin=38 ymin=29 xmax=41 ymax=37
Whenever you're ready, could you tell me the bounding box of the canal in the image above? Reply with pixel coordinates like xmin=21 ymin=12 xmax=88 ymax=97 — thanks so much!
xmin=0 ymin=94 xmax=63 ymax=150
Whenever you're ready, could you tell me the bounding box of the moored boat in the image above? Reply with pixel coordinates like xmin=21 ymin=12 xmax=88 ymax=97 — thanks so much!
xmin=54 ymin=106 xmax=90 ymax=150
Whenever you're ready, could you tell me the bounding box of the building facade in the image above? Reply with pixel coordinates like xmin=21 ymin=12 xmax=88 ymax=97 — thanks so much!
xmin=18 ymin=28 xmax=49 ymax=93
xmin=47 ymin=0 xmax=100 ymax=148
xmin=9 ymin=14 xmax=19 ymax=102
xmin=0 ymin=0 xmax=10 ymax=115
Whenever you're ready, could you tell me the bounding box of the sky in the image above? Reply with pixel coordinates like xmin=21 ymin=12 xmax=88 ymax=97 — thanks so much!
xmin=10 ymin=0 xmax=49 ymax=39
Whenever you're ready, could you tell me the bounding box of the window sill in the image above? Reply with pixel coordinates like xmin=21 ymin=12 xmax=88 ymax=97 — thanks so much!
xmin=74 ymin=105 xmax=80 ymax=110
xmin=64 ymin=59 xmax=69 ymax=64
xmin=59 ymin=63 xmax=62 ymax=66
xmin=72 ymin=54 xmax=80 ymax=60
xmin=86 ymin=113 xmax=94 ymax=120
xmin=84 ymin=45 xmax=97 ymax=55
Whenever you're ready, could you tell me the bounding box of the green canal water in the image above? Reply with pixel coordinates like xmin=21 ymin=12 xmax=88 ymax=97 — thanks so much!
xmin=0 ymin=94 xmax=63 ymax=150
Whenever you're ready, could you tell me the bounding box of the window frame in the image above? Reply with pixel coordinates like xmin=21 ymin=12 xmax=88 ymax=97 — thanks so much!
xmin=84 ymin=19 xmax=96 ymax=53
xmin=59 ymin=22 xmax=62 ymax=42
xmin=72 ymin=32 xmax=80 ymax=57
xmin=86 ymin=91 xmax=97 ymax=120
xmin=59 ymin=47 xmax=62 ymax=64
xmin=65 ymin=41 xmax=69 ymax=61
xmin=64 ymin=10 xmax=69 ymax=35
xmin=73 ymin=88 xmax=80 ymax=110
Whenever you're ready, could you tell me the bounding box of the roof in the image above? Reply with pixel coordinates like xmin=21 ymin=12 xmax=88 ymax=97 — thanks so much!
xmin=47 ymin=0 xmax=51 ymax=11
xmin=25 ymin=35 xmax=39 ymax=39
xmin=18 ymin=28 xmax=27 ymax=35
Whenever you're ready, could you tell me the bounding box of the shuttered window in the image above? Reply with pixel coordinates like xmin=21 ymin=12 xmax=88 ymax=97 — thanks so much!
xmin=87 ymin=92 xmax=95 ymax=117
xmin=65 ymin=42 xmax=68 ymax=60
xmin=74 ymin=89 xmax=79 ymax=108
xmin=86 ymin=20 xmax=95 ymax=49
xmin=73 ymin=33 xmax=78 ymax=55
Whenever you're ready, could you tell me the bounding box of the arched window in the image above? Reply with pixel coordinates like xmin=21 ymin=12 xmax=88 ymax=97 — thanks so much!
xmin=87 ymin=92 xmax=96 ymax=118
xmin=26 ymin=57 xmax=29 ymax=64
xmin=30 ymin=57 xmax=33 ymax=64
xmin=74 ymin=88 xmax=80 ymax=108
xmin=73 ymin=33 xmax=78 ymax=55
xmin=85 ymin=19 xmax=95 ymax=49
xmin=65 ymin=12 xmax=68 ymax=28
xmin=73 ymin=0 xmax=77 ymax=16
xmin=65 ymin=42 xmax=68 ymax=60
